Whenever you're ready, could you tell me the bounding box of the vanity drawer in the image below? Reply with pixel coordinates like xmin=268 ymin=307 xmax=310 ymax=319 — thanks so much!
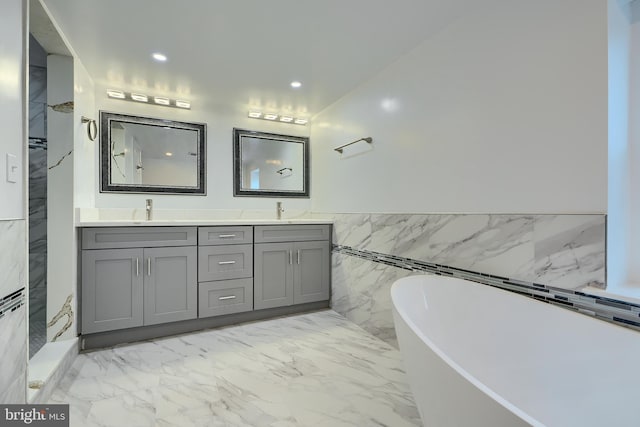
xmin=198 ymin=244 xmax=253 ymax=281
xmin=198 ymin=226 xmax=253 ymax=245
xmin=254 ymin=225 xmax=331 ymax=243
xmin=82 ymin=227 xmax=197 ymax=249
xmin=198 ymin=278 xmax=253 ymax=318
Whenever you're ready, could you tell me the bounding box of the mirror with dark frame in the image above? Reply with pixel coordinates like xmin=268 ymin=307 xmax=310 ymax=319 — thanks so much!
xmin=100 ymin=111 xmax=206 ymax=194
xmin=233 ymin=128 xmax=309 ymax=198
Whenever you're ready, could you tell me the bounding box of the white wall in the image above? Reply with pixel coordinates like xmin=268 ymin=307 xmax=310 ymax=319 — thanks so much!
xmin=0 ymin=0 xmax=26 ymax=220
xmin=310 ymin=0 xmax=608 ymax=214
xmin=73 ymin=59 xmax=96 ymax=209
xmin=93 ymin=96 xmax=312 ymax=211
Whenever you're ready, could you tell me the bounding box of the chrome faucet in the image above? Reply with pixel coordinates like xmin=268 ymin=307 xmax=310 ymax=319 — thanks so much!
xmin=276 ymin=201 xmax=284 ymax=220
xmin=145 ymin=199 xmax=153 ymax=221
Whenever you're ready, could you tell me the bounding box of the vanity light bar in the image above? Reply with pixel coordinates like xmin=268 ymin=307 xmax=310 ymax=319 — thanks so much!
xmin=154 ymin=96 xmax=170 ymax=105
xmin=131 ymin=93 xmax=148 ymax=102
xmin=106 ymin=90 xmax=191 ymax=109
xmin=247 ymin=111 xmax=308 ymax=125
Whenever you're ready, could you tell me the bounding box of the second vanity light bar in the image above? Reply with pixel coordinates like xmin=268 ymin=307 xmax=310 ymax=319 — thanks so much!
xmin=248 ymin=111 xmax=308 ymax=125
xmin=107 ymin=89 xmax=191 ymax=109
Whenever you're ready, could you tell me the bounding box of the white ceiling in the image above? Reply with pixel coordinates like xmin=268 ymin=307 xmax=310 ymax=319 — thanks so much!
xmin=39 ymin=0 xmax=476 ymax=119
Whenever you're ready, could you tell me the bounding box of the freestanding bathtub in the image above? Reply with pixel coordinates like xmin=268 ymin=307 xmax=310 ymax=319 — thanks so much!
xmin=391 ymin=275 xmax=640 ymax=427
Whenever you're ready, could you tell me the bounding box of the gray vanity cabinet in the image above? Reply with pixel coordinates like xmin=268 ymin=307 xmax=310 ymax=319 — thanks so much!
xmin=81 ymin=248 xmax=144 ymax=333
xmin=198 ymin=226 xmax=254 ymax=318
xmin=254 ymin=225 xmax=330 ymax=310
xmin=254 ymin=242 xmax=294 ymax=309
xmin=81 ymin=227 xmax=198 ymax=334
xmin=143 ymin=246 xmax=197 ymax=326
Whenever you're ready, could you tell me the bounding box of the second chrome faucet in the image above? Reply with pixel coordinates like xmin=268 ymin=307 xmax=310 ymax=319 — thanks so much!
xmin=276 ymin=201 xmax=284 ymax=220
xmin=146 ymin=199 xmax=153 ymax=221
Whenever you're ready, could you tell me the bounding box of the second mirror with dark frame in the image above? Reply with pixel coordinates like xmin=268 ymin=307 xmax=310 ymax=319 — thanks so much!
xmin=233 ymin=128 xmax=309 ymax=198
xmin=100 ymin=111 xmax=207 ymax=194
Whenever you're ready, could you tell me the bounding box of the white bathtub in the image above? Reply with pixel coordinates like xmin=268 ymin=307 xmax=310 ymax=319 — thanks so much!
xmin=391 ymin=275 xmax=640 ymax=427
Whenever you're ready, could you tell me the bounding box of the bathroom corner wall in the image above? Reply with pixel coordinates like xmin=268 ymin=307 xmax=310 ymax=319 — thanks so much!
xmin=310 ymin=0 xmax=609 ymax=346
xmin=0 ymin=0 xmax=27 ymax=404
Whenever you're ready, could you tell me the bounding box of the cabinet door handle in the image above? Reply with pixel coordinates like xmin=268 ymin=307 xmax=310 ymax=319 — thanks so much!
xmin=297 ymin=250 xmax=300 ymax=265
xmin=218 ymin=234 xmax=236 ymax=238
xmin=218 ymin=295 xmax=236 ymax=301
xmin=289 ymin=250 xmax=293 ymax=265
xmin=218 ymin=260 xmax=236 ymax=265
xmin=135 ymin=258 xmax=139 ymax=276
xmin=147 ymin=258 xmax=151 ymax=276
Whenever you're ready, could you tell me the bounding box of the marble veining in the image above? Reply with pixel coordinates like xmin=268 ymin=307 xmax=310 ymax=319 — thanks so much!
xmin=326 ymin=212 xmax=606 ymax=346
xmin=48 ymin=310 xmax=420 ymax=427
xmin=329 ymin=213 xmax=605 ymax=290
xmin=48 ymin=149 xmax=73 ymax=171
xmin=48 ymin=294 xmax=73 ymax=341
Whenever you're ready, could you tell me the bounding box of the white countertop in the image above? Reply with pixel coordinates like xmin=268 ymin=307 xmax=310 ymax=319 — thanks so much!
xmin=76 ymin=218 xmax=333 ymax=227
xmin=74 ymin=208 xmax=333 ymax=227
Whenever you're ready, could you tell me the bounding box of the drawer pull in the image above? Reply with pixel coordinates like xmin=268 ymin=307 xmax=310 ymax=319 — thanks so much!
xmin=218 ymin=234 xmax=237 ymax=238
xmin=218 ymin=260 xmax=237 ymax=265
xmin=218 ymin=295 xmax=237 ymax=301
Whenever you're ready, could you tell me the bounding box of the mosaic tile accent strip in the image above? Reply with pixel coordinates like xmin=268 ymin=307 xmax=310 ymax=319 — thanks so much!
xmin=333 ymin=245 xmax=640 ymax=332
xmin=0 ymin=288 xmax=25 ymax=321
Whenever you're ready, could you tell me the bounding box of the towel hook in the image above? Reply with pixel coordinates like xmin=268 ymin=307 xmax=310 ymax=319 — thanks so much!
xmin=81 ymin=116 xmax=97 ymax=141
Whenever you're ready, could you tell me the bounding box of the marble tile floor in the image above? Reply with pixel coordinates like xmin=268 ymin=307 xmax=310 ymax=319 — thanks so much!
xmin=48 ymin=310 xmax=421 ymax=427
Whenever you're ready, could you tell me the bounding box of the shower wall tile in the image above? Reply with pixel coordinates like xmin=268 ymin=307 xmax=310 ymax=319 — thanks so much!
xmin=326 ymin=213 xmax=606 ymax=345
xmin=29 ymin=65 xmax=47 ymax=140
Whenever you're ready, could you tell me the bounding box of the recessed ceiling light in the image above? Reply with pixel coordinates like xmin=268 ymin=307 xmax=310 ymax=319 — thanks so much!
xmin=279 ymin=116 xmax=293 ymax=123
xmin=264 ymin=113 xmax=278 ymax=120
xmin=290 ymin=81 xmax=302 ymax=88
xmin=107 ymin=89 xmax=125 ymax=99
xmin=131 ymin=93 xmax=148 ymax=102
xmin=294 ymin=118 xmax=308 ymax=125
xmin=248 ymin=111 xmax=262 ymax=118
xmin=165 ymin=152 xmax=173 ymax=157
xmin=152 ymin=52 xmax=167 ymax=62
xmin=154 ymin=97 xmax=170 ymax=105
xmin=175 ymin=100 xmax=191 ymax=109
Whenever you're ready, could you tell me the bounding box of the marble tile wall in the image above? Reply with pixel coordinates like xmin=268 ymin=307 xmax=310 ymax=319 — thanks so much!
xmin=0 ymin=219 xmax=27 ymax=404
xmin=29 ymin=147 xmax=48 ymax=358
xmin=29 ymin=60 xmax=48 ymax=358
xmin=326 ymin=213 xmax=606 ymax=346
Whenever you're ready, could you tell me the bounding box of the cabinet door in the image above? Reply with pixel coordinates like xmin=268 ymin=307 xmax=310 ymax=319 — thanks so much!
xmin=143 ymin=246 xmax=197 ymax=325
xmin=254 ymin=243 xmax=293 ymax=310
xmin=81 ymin=248 xmax=143 ymax=334
xmin=293 ymin=241 xmax=330 ymax=304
